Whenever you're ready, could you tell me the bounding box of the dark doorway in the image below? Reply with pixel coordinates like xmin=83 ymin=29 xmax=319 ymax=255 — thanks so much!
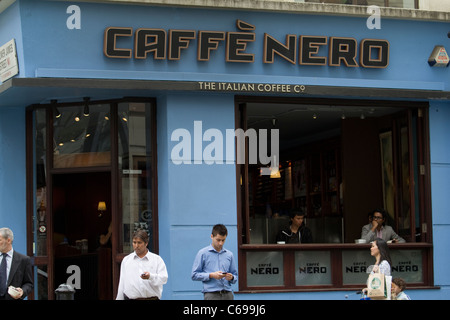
xmin=52 ymin=171 xmax=112 ymax=299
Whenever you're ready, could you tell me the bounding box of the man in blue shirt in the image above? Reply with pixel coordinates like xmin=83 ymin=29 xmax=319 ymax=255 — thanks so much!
xmin=191 ymin=224 xmax=238 ymax=300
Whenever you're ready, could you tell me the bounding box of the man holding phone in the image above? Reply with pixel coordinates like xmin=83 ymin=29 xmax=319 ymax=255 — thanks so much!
xmin=191 ymin=224 xmax=238 ymax=300
xmin=116 ymin=229 xmax=168 ymax=300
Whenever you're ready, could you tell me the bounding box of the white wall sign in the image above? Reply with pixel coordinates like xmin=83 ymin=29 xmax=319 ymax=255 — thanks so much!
xmin=0 ymin=39 xmax=19 ymax=82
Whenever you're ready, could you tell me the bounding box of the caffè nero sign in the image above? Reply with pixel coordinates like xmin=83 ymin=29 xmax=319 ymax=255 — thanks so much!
xmin=103 ymin=20 xmax=389 ymax=69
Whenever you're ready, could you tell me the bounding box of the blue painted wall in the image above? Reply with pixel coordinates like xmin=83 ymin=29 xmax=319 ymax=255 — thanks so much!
xmin=0 ymin=0 xmax=449 ymax=300
xmin=428 ymin=101 xmax=450 ymax=300
xmin=0 ymin=107 xmax=27 ymax=254
xmin=0 ymin=2 xmax=24 ymax=81
xmin=0 ymin=0 xmax=445 ymax=91
xmin=157 ymin=93 xmax=238 ymax=299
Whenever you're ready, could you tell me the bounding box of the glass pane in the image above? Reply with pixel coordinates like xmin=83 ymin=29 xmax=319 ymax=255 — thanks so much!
xmin=249 ymin=215 xmax=290 ymax=244
xmin=34 ymin=265 xmax=48 ymax=300
xmin=389 ymin=0 xmax=415 ymax=8
xmin=295 ymin=251 xmax=331 ymax=285
xmin=246 ymin=251 xmax=284 ymax=287
xmin=53 ymin=104 xmax=111 ymax=168
xmin=342 ymin=249 xmax=423 ymax=285
xmin=119 ymin=102 xmax=154 ymax=253
xmin=304 ymin=1 xmax=383 ymax=5
xmin=302 ymin=0 xmax=416 ymax=9
xmin=34 ymin=109 xmax=47 ymax=256
xmin=398 ymin=126 xmax=411 ymax=238
xmin=391 ymin=250 xmax=423 ymax=283
xmin=342 ymin=250 xmax=373 ymax=285
xmin=366 ymin=0 xmax=385 ymax=7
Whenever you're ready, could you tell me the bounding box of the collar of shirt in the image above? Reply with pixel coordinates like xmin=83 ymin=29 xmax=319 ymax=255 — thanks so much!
xmin=208 ymin=244 xmax=227 ymax=254
xmin=376 ymin=226 xmax=384 ymax=238
xmin=1 ymin=248 xmax=13 ymax=260
xmin=132 ymin=250 xmax=150 ymax=261
xmin=1 ymin=249 xmax=14 ymax=276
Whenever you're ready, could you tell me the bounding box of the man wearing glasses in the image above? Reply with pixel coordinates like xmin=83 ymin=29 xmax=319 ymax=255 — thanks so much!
xmin=361 ymin=208 xmax=405 ymax=243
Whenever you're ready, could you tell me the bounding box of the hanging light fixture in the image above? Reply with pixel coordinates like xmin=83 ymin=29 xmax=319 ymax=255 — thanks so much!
xmin=52 ymin=100 xmax=61 ymax=118
xmin=97 ymin=201 xmax=106 ymax=218
xmin=83 ymin=97 xmax=90 ymax=116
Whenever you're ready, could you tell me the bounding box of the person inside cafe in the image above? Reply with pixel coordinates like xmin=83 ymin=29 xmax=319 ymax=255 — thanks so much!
xmin=276 ymin=209 xmax=312 ymax=244
xmin=361 ymin=208 xmax=405 ymax=243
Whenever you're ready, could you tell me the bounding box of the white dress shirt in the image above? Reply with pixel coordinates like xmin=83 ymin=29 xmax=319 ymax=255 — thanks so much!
xmin=116 ymin=250 xmax=168 ymax=300
xmin=0 ymin=248 xmax=14 ymax=281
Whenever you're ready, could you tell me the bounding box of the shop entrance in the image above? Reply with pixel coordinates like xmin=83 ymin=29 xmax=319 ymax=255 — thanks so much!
xmin=27 ymin=98 xmax=157 ymax=300
xmin=52 ymin=171 xmax=112 ymax=299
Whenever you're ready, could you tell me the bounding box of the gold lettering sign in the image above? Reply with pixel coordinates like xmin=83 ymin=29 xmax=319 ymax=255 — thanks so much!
xmin=198 ymin=81 xmax=306 ymax=94
xmin=104 ymin=20 xmax=389 ymax=69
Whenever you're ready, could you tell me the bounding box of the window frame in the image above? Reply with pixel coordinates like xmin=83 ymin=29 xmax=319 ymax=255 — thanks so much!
xmin=235 ymin=96 xmax=434 ymax=293
xmin=26 ymin=97 xmax=158 ymax=299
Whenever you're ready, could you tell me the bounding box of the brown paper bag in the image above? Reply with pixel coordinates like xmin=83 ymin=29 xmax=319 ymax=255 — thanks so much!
xmin=367 ymin=271 xmax=386 ymax=299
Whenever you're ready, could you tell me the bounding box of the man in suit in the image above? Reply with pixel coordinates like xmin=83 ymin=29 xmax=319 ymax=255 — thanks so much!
xmin=0 ymin=228 xmax=34 ymax=300
xmin=361 ymin=208 xmax=405 ymax=243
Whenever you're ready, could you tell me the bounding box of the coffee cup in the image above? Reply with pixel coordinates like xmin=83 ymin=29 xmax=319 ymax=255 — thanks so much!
xmin=8 ymin=286 xmax=21 ymax=299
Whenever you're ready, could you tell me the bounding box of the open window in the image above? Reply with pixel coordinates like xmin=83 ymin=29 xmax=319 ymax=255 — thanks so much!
xmin=236 ymin=97 xmax=433 ymax=292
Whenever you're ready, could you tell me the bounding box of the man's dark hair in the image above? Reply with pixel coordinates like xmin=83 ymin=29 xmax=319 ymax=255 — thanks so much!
xmin=133 ymin=229 xmax=149 ymax=244
xmin=289 ymin=208 xmax=305 ymax=219
xmin=211 ymin=224 xmax=228 ymax=237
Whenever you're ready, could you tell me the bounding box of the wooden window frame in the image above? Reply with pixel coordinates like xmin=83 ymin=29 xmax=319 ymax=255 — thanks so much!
xmin=26 ymin=97 xmax=158 ymax=300
xmin=235 ymin=96 xmax=434 ymax=293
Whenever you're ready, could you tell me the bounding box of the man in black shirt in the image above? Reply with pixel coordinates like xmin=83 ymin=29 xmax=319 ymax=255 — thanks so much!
xmin=276 ymin=209 xmax=313 ymax=244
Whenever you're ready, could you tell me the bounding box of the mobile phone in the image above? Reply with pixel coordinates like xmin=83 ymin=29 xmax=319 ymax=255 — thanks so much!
xmin=221 ymin=272 xmax=227 ymax=274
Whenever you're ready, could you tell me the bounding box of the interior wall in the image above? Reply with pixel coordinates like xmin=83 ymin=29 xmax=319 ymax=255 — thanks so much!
xmin=52 ymin=172 xmax=112 ymax=252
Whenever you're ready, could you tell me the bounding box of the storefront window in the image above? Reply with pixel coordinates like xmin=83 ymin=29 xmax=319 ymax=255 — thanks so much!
xmin=118 ymin=102 xmax=156 ymax=253
xmin=53 ymin=104 xmax=111 ymax=168
xmin=241 ymin=103 xmax=426 ymax=244
xmin=237 ymin=98 xmax=432 ymax=292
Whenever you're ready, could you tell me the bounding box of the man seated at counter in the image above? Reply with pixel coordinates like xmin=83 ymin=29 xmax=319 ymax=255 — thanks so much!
xmin=276 ymin=209 xmax=313 ymax=244
xmin=361 ymin=208 xmax=405 ymax=243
